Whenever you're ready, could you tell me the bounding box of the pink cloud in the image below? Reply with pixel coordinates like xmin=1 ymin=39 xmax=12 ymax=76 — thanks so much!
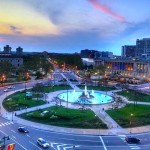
xmin=87 ymin=0 xmax=125 ymax=22
xmin=0 ymin=37 xmax=6 ymax=42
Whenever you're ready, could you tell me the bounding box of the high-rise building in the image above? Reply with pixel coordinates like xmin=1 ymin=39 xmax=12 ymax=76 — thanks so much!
xmin=80 ymin=49 xmax=98 ymax=58
xmin=136 ymin=38 xmax=150 ymax=57
xmin=95 ymin=51 xmax=113 ymax=58
xmin=3 ymin=45 xmax=12 ymax=53
xmin=122 ymin=45 xmax=136 ymax=58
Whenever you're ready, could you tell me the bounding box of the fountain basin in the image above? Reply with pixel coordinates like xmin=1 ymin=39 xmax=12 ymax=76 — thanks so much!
xmin=57 ymin=91 xmax=113 ymax=105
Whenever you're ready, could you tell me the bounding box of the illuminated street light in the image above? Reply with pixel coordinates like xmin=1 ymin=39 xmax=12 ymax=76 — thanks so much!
xmin=25 ymin=72 xmax=30 ymax=100
xmin=130 ymin=113 xmax=134 ymax=133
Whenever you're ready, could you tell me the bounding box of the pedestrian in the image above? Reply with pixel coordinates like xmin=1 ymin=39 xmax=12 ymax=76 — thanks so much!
xmin=73 ymin=145 xmax=75 ymax=150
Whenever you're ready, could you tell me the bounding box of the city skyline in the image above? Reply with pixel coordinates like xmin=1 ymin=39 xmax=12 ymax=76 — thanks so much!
xmin=0 ymin=0 xmax=150 ymax=55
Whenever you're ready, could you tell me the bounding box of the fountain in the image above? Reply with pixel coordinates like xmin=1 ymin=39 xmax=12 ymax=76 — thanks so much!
xmin=57 ymin=85 xmax=113 ymax=105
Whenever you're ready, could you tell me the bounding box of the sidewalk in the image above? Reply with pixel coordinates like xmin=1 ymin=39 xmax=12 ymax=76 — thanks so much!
xmin=1 ymin=88 xmax=150 ymax=135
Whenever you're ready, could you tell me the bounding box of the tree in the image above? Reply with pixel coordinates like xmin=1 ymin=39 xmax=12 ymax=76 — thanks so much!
xmin=32 ymin=83 xmax=44 ymax=100
xmin=0 ymin=62 xmax=15 ymax=83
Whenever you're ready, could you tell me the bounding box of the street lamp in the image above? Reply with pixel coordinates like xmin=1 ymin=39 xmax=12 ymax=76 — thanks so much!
xmin=130 ymin=113 xmax=134 ymax=133
xmin=25 ymin=72 xmax=29 ymax=100
xmin=66 ymin=82 xmax=68 ymax=108
xmin=12 ymin=111 xmax=14 ymax=121
xmin=1 ymin=136 xmax=10 ymax=148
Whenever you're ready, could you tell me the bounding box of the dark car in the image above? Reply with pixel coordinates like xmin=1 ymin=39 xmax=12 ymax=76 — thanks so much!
xmin=18 ymin=127 xmax=29 ymax=133
xmin=125 ymin=137 xmax=140 ymax=144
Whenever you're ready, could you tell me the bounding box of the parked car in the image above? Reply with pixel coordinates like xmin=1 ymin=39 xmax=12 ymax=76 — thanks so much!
xmin=7 ymin=86 xmax=14 ymax=89
xmin=3 ymin=89 xmax=8 ymax=92
xmin=18 ymin=127 xmax=29 ymax=133
xmin=37 ymin=138 xmax=50 ymax=148
xmin=125 ymin=136 xmax=140 ymax=144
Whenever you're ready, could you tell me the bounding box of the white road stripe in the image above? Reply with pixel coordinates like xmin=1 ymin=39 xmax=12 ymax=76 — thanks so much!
xmin=57 ymin=144 xmax=67 ymax=150
xmin=0 ymin=129 xmax=28 ymax=150
xmin=12 ymin=135 xmax=16 ymax=139
xmin=99 ymin=136 xmax=107 ymax=150
xmin=11 ymin=130 xmax=16 ymax=133
xmin=130 ymin=147 xmax=140 ymax=150
xmin=4 ymin=122 xmax=9 ymax=125
xmin=29 ymin=141 xmax=42 ymax=150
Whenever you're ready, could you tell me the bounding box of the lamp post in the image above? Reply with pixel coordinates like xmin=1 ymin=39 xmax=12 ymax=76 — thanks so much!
xmin=25 ymin=72 xmax=29 ymax=100
xmin=25 ymin=80 xmax=27 ymax=100
xmin=2 ymin=136 xmax=10 ymax=148
xmin=130 ymin=113 xmax=134 ymax=133
xmin=67 ymin=82 xmax=68 ymax=108
xmin=12 ymin=111 xmax=14 ymax=121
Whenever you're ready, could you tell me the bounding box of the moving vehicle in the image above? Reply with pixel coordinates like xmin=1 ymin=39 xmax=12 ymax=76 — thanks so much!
xmin=125 ymin=136 xmax=140 ymax=144
xmin=18 ymin=127 xmax=29 ymax=133
xmin=37 ymin=138 xmax=50 ymax=148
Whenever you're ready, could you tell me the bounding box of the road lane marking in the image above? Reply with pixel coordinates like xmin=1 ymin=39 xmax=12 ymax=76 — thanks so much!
xmin=12 ymin=135 xmax=16 ymax=139
xmin=48 ymin=137 xmax=101 ymax=142
xmin=29 ymin=141 xmax=42 ymax=150
xmin=0 ymin=129 xmax=28 ymax=150
xmin=99 ymin=136 xmax=107 ymax=150
xmin=11 ymin=130 xmax=16 ymax=133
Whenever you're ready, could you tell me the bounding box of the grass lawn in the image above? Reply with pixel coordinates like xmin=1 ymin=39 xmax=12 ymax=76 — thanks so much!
xmin=78 ymin=85 xmax=116 ymax=91
xmin=19 ymin=106 xmax=108 ymax=129
xmin=106 ymin=104 xmax=150 ymax=127
xmin=33 ymin=85 xmax=72 ymax=93
xmin=116 ymin=90 xmax=150 ymax=102
xmin=3 ymin=91 xmax=46 ymax=112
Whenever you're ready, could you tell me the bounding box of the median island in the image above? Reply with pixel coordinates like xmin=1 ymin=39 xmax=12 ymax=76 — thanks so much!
xmin=19 ymin=106 xmax=108 ymax=129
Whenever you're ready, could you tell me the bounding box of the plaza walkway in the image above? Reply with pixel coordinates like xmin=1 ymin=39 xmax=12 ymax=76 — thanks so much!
xmin=0 ymin=85 xmax=150 ymax=135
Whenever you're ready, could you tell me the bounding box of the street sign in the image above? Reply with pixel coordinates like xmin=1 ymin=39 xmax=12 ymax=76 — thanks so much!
xmin=7 ymin=143 xmax=15 ymax=150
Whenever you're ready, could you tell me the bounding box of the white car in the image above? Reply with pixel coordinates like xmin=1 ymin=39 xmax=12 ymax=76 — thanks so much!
xmin=4 ymin=89 xmax=8 ymax=92
xmin=37 ymin=138 xmax=50 ymax=148
xmin=7 ymin=86 xmax=14 ymax=89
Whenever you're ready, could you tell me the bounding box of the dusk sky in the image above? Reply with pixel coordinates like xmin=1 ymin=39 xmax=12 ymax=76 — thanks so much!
xmin=0 ymin=0 xmax=150 ymax=55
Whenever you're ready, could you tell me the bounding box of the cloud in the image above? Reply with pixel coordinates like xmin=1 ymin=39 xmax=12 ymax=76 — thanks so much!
xmin=87 ymin=0 xmax=125 ymax=22
xmin=0 ymin=37 xmax=6 ymax=42
xmin=10 ymin=25 xmax=22 ymax=34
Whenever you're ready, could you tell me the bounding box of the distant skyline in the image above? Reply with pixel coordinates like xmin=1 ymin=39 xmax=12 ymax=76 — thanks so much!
xmin=0 ymin=0 xmax=150 ymax=55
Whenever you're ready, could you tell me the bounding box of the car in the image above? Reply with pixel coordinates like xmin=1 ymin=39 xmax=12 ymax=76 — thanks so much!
xmin=125 ymin=136 xmax=140 ymax=144
xmin=3 ymin=89 xmax=8 ymax=92
xmin=37 ymin=138 xmax=50 ymax=148
xmin=7 ymin=86 xmax=14 ymax=89
xmin=18 ymin=127 xmax=29 ymax=133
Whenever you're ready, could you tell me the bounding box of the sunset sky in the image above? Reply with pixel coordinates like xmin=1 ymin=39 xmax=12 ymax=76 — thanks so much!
xmin=0 ymin=0 xmax=150 ymax=55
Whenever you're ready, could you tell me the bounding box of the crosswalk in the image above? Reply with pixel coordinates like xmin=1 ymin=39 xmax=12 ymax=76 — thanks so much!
xmin=118 ymin=135 xmax=141 ymax=150
xmin=0 ymin=121 xmax=14 ymax=127
xmin=51 ymin=143 xmax=80 ymax=150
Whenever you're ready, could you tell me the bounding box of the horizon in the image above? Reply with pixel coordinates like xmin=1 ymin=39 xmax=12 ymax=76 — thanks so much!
xmin=1 ymin=0 xmax=150 ymax=55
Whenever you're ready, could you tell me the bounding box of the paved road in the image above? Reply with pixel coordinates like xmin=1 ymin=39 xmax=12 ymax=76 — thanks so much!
xmin=0 ymin=76 xmax=150 ymax=149
xmin=1 ymin=117 xmax=148 ymax=150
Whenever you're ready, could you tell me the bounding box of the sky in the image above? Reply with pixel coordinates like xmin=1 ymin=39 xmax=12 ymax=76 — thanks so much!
xmin=0 ymin=0 xmax=150 ymax=55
